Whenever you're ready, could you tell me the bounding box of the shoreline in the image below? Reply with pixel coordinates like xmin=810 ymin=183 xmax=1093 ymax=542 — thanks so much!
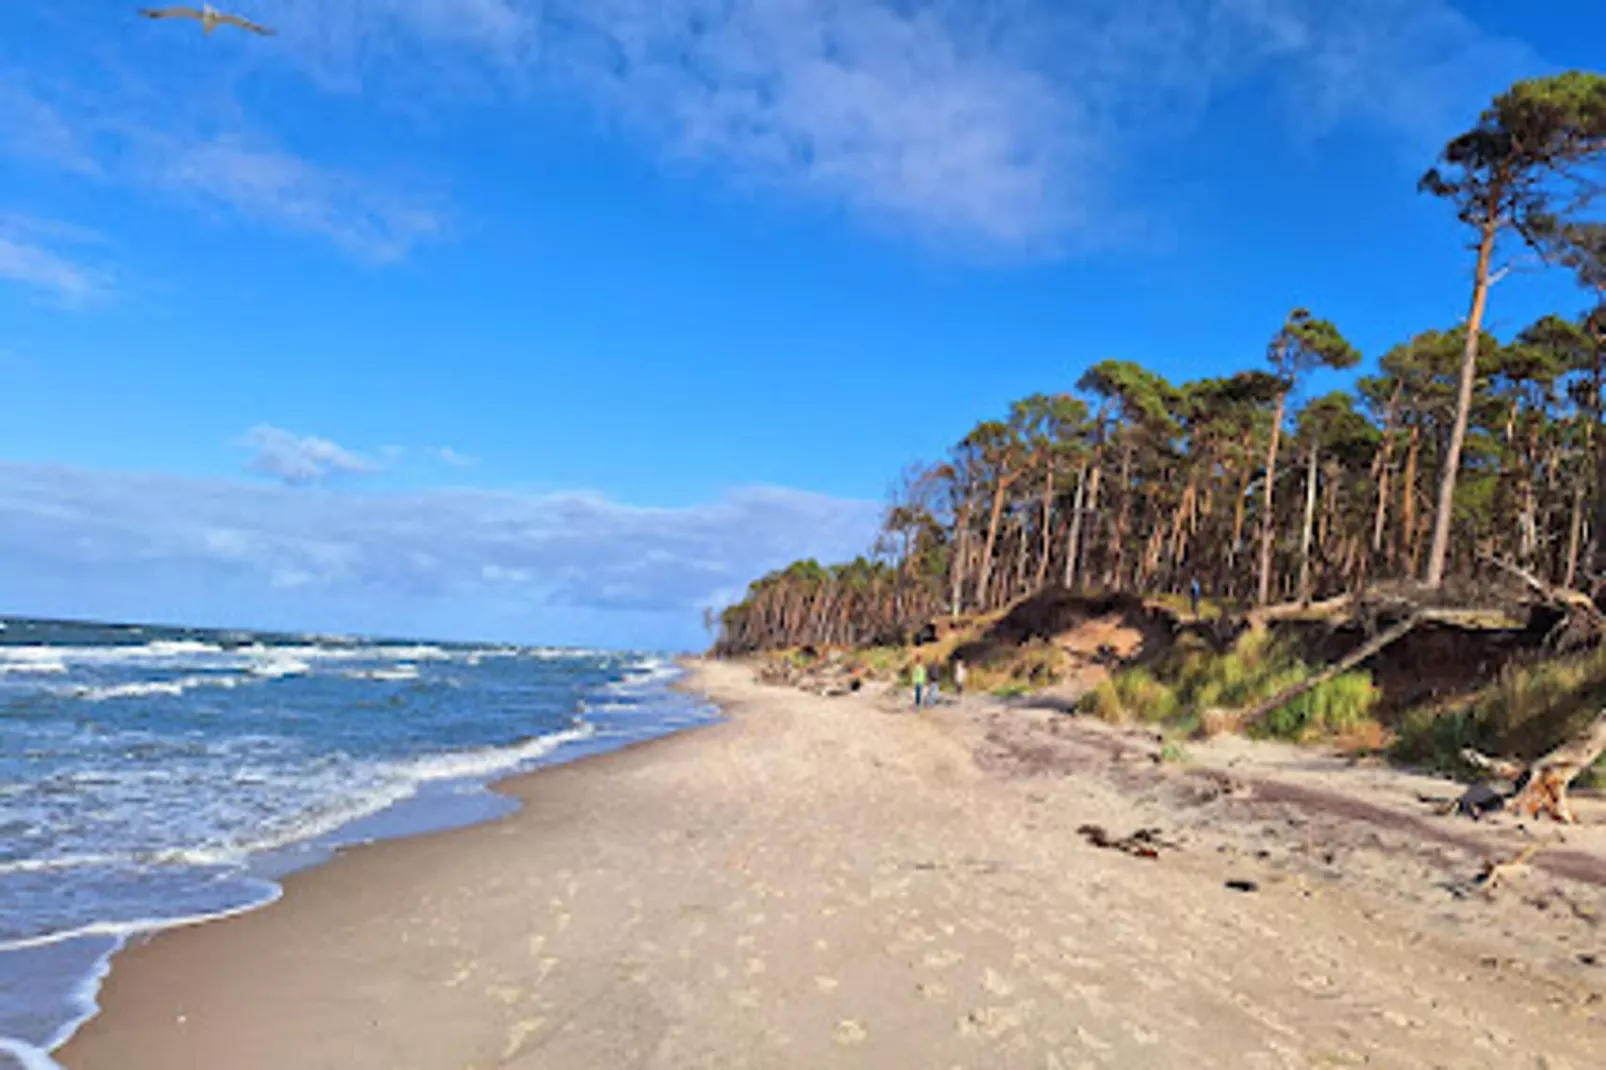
xmin=56 ymin=659 xmax=1606 ymax=1068
xmin=4 ymin=658 xmax=718 ymax=1070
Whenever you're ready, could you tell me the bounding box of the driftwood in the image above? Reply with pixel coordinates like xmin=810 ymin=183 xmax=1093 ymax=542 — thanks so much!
xmin=1474 ymin=844 xmax=1543 ymax=891
xmin=1478 ymin=552 xmax=1603 ymax=621
xmin=1245 ymin=593 xmax=1357 ymax=628
xmin=1464 ymin=710 xmax=1606 ymax=824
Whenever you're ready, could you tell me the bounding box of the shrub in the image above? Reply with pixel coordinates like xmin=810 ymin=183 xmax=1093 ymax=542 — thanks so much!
xmin=1091 ymin=629 xmax=1380 ymax=741
xmin=1392 ymin=646 xmax=1606 ymax=777
xmin=1079 ymin=667 xmax=1178 ymax=724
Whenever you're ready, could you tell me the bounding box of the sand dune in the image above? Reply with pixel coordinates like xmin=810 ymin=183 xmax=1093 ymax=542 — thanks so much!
xmin=60 ymin=658 xmax=1605 ymax=1068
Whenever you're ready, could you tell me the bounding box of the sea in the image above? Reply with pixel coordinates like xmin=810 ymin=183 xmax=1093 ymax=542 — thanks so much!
xmin=0 ymin=616 xmax=718 ymax=1070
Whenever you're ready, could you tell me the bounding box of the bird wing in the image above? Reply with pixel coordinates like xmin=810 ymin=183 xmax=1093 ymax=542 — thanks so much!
xmin=138 ymin=6 xmax=204 ymax=19
xmin=216 ymin=12 xmax=275 ymax=34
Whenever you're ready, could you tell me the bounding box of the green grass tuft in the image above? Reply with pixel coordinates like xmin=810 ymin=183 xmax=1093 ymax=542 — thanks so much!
xmin=1089 ymin=629 xmax=1380 ymax=741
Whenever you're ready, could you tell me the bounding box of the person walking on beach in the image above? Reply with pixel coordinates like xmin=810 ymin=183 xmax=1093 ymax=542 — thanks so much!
xmin=1190 ymin=576 xmax=1202 ymax=618
xmin=910 ymin=661 xmax=927 ymax=709
xmin=952 ymin=657 xmax=967 ymax=699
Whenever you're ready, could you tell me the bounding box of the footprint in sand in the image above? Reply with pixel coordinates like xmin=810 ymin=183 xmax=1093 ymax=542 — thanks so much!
xmin=981 ymin=969 xmax=1015 ymax=997
xmin=923 ymin=948 xmax=965 ymax=970
xmin=501 ymin=1017 xmax=545 ymax=1059
xmin=957 ymin=1004 xmax=1030 ymax=1040
xmin=814 ymin=975 xmax=839 ymax=992
xmin=834 ymin=1019 xmax=868 ymax=1045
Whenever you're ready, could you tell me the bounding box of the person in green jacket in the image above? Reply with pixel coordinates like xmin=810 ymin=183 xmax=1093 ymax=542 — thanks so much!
xmin=910 ymin=661 xmax=928 ymax=709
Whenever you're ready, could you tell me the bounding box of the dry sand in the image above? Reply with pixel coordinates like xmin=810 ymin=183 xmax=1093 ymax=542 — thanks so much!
xmin=60 ymin=659 xmax=1606 ymax=1069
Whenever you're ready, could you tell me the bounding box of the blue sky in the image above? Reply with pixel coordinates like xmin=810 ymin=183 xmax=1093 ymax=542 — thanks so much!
xmin=0 ymin=0 xmax=1601 ymax=650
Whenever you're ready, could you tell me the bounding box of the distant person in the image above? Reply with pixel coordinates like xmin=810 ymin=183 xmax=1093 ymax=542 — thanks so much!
xmin=910 ymin=661 xmax=927 ymax=709
xmin=1190 ymin=577 xmax=1202 ymax=618
xmin=953 ymin=657 xmax=967 ymax=698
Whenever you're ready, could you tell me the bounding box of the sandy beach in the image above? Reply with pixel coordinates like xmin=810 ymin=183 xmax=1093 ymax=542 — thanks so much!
xmin=59 ymin=658 xmax=1606 ymax=1069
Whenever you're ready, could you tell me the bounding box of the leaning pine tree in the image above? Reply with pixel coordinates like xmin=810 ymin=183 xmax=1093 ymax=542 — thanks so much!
xmin=1418 ymin=71 xmax=1606 ymax=589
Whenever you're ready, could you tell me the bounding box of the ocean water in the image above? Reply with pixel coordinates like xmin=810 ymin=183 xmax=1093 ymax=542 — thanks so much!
xmin=0 ymin=617 xmax=717 ymax=1070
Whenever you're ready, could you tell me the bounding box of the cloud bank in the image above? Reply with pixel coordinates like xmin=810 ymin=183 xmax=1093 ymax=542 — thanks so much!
xmin=0 ymin=0 xmax=1547 ymax=275
xmin=0 ymin=463 xmax=882 ymax=647
xmin=263 ymin=0 xmax=1544 ymax=251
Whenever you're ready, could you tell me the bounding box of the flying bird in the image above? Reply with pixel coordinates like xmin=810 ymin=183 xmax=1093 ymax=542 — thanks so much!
xmin=137 ymin=4 xmax=275 ymax=36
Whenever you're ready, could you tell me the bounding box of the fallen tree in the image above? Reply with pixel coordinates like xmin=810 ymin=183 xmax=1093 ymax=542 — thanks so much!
xmin=1223 ymin=611 xmax=1427 ymax=734
xmin=1464 ymin=709 xmax=1606 ymax=824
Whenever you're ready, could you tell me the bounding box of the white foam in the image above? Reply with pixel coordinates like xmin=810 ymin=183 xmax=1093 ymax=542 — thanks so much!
xmin=0 ymin=855 xmax=124 ymax=877
xmin=0 ymin=886 xmax=281 ymax=1067
xmin=0 ymin=641 xmax=227 ymax=672
xmin=0 ymin=1035 xmax=59 ymax=1070
xmin=345 ymin=665 xmax=420 ymax=682
xmin=404 ymin=724 xmax=595 ymax=784
xmin=142 ymin=641 xmax=223 ymax=658
xmin=247 ymin=656 xmax=310 ymax=679
xmin=0 ymin=648 xmax=71 ymax=675
xmin=67 ymin=675 xmax=245 ymax=702
xmin=0 ymin=660 xmax=67 ymax=676
xmin=72 ymin=680 xmax=186 ymax=701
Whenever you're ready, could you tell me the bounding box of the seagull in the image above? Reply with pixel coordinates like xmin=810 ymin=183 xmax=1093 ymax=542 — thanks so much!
xmin=137 ymin=4 xmax=275 ymax=36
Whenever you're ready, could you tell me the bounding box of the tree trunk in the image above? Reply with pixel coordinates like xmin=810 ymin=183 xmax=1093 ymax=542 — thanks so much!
xmin=1298 ymin=439 xmax=1319 ymax=604
xmin=1257 ymin=389 xmax=1289 ymax=606
xmin=1591 ymin=326 xmax=1606 ymax=585
xmin=976 ymin=477 xmax=1011 ymax=610
xmin=1064 ymin=459 xmax=1088 ymax=589
xmin=1467 ymin=711 xmax=1606 ymax=825
xmin=1035 ymin=462 xmax=1055 ymax=591
xmin=950 ymin=501 xmax=972 ymax=620
xmin=1425 ymin=216 xmax=1498 ymax=588
xmin=1371 ymin=384 xmax=1401 ymax=558
xmin=1235 ymin=613 xmax=1425 ymax=733
xmin=1402 ymin=424 xmax=1421 ymax=574
xmin=1229 ymin=431 xmax=1255 ymax=583
xmin=1565 ymin=474 xmax=1586 ymax=591
xmin=1110 ymin=441 xmax=1134 ymax=590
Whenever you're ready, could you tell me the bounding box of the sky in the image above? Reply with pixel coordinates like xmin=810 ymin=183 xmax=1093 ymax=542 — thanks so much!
xmin=0 ymin=0 xmax=1601 ymax=651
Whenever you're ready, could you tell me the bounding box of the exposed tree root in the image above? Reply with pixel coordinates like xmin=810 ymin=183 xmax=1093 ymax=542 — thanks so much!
xmin=1463 ymin=710 xmax=1606 ymax=825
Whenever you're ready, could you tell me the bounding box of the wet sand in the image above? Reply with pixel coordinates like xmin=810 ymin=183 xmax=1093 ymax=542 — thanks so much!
xmin=59 ymin=659 xmax=1606 ymax=1068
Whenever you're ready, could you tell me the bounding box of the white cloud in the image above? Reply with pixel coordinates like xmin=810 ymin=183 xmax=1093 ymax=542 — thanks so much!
xmin=254 ymin=0 xmax=1541 ymax=251
xmin=153 ymin=137 xmax=445 ymax=262
xmin=0 ymin=74 xmax=444 ymax=264
xmin=436 ymin=446 xmax=477 ymax=467
xmin=0 ymin=462 xmax=882 ymax=643
xmin=0 ymin=217 xmax=112 ymax=304
xmin=0 ymin=73 xmax=100 ymax=176
xmin=0 ymin=1 xmax=1550 ymax=259
xmin=241 ymin=425 xmax=379 ymax=485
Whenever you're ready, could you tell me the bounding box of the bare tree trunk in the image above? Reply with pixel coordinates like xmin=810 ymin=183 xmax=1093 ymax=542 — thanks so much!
xmin=1298 ymin=440 xmax=1319 ymax=604
xmin=1110 ymin=441 xmax=1134 ymax=590
xmin=1426 ymin=216 xmax=1497 ymax=588
xmin=1229 ymin=432 xmax=1254 ymax=583
xmin=1234 ymin=613 xmax=1424 ymax=734
xmin=1402 ymin=425 xmax=1421 ymax=575
xmin=977 ymin=478 xmax=1011 ymax=610
xmin=1565 ymin=472 xmax=1586 ymax=591
xmin=1468 ymin=711 xmax=1606 ymax=825
xmin=1371 ymin=385 xmax=1401 ymax=558
xmin=1591 ymin=328 xmax=1606 ymax=586
xmin=1064 ymin=460 xmax=1088 ymax=589
xmin=1035 ymin=462 xmax=1054 ymax=591
xmin=1258 ymin=389 xmax=1289 ymax=606
xmin=949 ymin=502 xmax=971 ymax=620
